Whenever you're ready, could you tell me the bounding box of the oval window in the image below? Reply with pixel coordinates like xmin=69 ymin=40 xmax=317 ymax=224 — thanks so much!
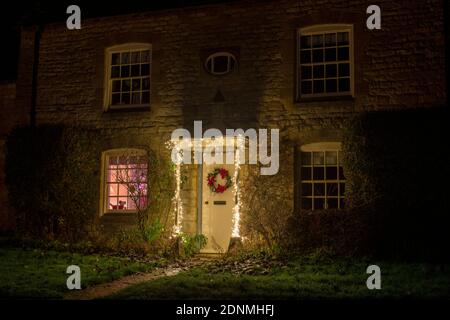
xmin=205 ymin=52 xmax=237 ymax=75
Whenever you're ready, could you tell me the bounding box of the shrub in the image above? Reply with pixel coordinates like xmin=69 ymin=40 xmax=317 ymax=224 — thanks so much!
xmin=342 ymin=107 xmax=450 ymax=261
xmin=5 ymin=125 xmax=102 ymax=241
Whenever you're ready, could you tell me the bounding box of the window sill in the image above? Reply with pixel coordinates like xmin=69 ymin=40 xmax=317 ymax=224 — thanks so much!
xmin=102 ymin=211 xmax=138 ymax=217
xmin=296 ymin=95 xmax=354 ymax=104
xmin=105 ymin=105 xmax=151 ymax=113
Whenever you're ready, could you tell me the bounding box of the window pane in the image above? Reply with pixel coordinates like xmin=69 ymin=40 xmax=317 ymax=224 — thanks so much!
xmin=337 ymin=32 xmax=349 ymax=45
xmin=314 ymin=198 xmax=325 ymax=210
xmin=337 ymin=47 xmax=349 ymax=60
xmin=326 ymin=167 xmax=338 ymax=180
xmin=300 ymin=36 xmax=312 ymax=49
xmin=132 ymin=92 xmax=140 ymax=104
xmin=314 ymin=183 xmax=325 ymax=196
xmin=142 ymin=78 xmax=150 ymax=90
xmin=301 ymin=167 xmax=312 ymax=180
xmin=132 ymin=79 xmax=141 ymax=91
xmin=121 ymin=93 xmax=130 ymax=104
xmin=312 ymin=49 xmax=323 ymax=63
xmin=327 ymin=183 xmax=338 ymax=196
xmin=313 ymin=65 xmax=324 ymax=78
xmin=339 ymin=198 xmax=345 ymax=209
xmin=313 ymin=152 xmax=324 ymax=165
xmin=121 ymin=65 xmax=130 ymax=77
xmin=131 ymin=64 xmax=140 ymax=77
xmin=301 ymin=183 xmax=312 ymax=196
xmin=141 ymin=64 xmax=150 ymax=76
xmin=326 ymin=64 xmax=337 ymax=77
xmin=213 ymin=56 xmax=229 ymax=73
xmin=111 ymin=66 xmax=120 ymax=78
xmin=338 ymin=78 xmax=350 ymax=92
xmin=121 ymin=52 xmax=130 ymax=64
xmin=301 ymin=66 xmax=312 ymax=80
xmin=108 ymin=184 xmax=118 ymax=196
xmin=313 ymin=80 xmax=324 ymax=93
xmin=122 ymin=80 xmax=130 ymax=92
xmin=324 ymin=48 xmax=336 ymax=61
xmin=112 ymin=53 xmax=120 ymax=65
xmin=313 ymin=167 xmax=325 ymax=180
xmin=326 ymin=79 xmax=337 ymax=93
xmin=327 ymin=198 xmax=338 ymax=209
xmin=324 ymin=33 xmax=336 ymax=46
xmin=131 ymin=51 xmax=140 ymax=64
xmin=300 ymin=50 xmax=311 ymax=63
xmin=338 ymin=63 xmax=350 ymax=77
xmin=325 ymin=151 xmax=338 ymax=165
xmin=312 ymin=34 xmax=323 ymax=48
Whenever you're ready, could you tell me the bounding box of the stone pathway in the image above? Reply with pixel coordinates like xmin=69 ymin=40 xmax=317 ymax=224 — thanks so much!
xmin=65 ymin=257 xmax=214 ymax=300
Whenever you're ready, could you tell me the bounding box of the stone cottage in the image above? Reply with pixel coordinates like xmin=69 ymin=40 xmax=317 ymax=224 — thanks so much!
xmin=0 ymin=0 xmax=447 ymax=252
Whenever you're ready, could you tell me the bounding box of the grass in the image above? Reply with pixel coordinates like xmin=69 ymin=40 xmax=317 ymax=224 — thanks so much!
xmin=108 ymin=257 xmax=450 ymax=300
xmin=0 ymin=247 xmax=160 ymax=299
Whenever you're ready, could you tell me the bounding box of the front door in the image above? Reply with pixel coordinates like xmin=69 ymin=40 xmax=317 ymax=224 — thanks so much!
xmin=200 ymin=162 xmax=235 ymax=253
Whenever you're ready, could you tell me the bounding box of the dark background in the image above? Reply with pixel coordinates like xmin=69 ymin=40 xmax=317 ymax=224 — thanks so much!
xmin=0 ymin=0 xmax=241 ymax=81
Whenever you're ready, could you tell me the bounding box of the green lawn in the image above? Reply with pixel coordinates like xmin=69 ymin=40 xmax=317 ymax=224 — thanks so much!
xmin=108 ymin=258 xmax=450 ymax=300
xmin=0 ymin=247 xmax=160 ymax=299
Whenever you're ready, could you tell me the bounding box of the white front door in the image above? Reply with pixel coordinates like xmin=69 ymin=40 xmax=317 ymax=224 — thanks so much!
xmin=200 ymin=163 xmax=235 ymax=253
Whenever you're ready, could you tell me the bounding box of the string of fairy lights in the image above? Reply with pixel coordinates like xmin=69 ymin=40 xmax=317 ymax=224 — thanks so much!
xmin=166 ymin=135 xmax=244 ymax=239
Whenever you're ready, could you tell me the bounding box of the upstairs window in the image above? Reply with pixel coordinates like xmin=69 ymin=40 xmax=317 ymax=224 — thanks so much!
xmin=298 ymin=25 xmax=353 ymax=98
xmin=105 ymin=44 xmax=151 ymax=110
xmin=300 ymin=143 xmax=346 ymax=210
xmin=205 ymin=52 xmax=237 ymax=75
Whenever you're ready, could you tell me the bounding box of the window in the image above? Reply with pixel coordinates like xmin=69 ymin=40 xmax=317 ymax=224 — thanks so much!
xmin=300 ymin=143 xmax=345 ymax=210
xmin=106 ymin=44 xmax=151 ymax=110
xmin=205 ymin=52 xmax=237 ymax=75
xmin=298 ymin=25 xmax=353 ymax=98
xmin=103 ymin=150 xmax=148 ymax=213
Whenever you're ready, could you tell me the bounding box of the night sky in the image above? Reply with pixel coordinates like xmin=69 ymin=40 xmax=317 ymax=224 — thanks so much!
xmin=0 ymin=0 xmax=241 ymax=81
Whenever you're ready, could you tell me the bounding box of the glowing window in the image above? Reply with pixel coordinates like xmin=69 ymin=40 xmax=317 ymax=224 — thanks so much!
xmin=104 ymin=150 xmax=148 ymax=213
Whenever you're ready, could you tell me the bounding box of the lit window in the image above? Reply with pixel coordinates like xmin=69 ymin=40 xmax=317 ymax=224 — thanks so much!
xmin=300 ymin=143 xmax=345 ymax=210
xmin=104 ymin=151 xmax=148 ymax=213
xmin=205 ymin=52 xmax=237 ymax=75
xmin=298 ymin=25 xmax=353 ymax=98
xmin=106 ymin=44 xmax=151 ymax=109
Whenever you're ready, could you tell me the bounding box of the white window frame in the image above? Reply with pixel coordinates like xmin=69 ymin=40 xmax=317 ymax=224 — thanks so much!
xmin=300 ymin=142 xmax=346 ymax=210
xmin=103 ymin=43 xmax=152 ymax=111
xmin=100 ymin=148 xmax=148 ymax=215
xmin=297 ymin=24 xmax=354 ymax=99
xmin=205 ymin=52 xmax=237 ymax=75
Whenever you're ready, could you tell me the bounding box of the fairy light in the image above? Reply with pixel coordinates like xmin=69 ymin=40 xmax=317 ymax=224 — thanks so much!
xmin=166 ymin=141 xmax=185 ymax=237
xmin=231 ymin=135 xmax=244 ymax=238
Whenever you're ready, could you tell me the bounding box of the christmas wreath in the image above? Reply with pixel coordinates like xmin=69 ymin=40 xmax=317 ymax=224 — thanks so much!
xmin=207 ymin=168 xmax=233 ymax=193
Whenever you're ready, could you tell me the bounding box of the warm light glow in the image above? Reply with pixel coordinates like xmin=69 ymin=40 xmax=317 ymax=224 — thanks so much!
xmin=166 ymin=141 xmax=184 ymax=237
xmin=231 ymin=135 xmax=244 ymax=238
